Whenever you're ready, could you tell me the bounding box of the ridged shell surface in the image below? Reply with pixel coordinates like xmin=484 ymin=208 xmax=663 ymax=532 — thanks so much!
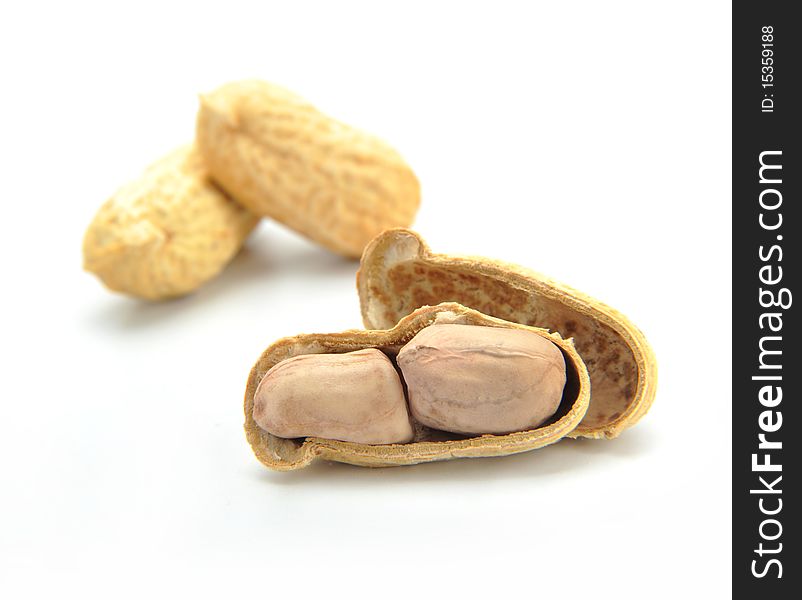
xmin=196 ymin=80 xmax=420 ymax=258
xmin=83 ymin=146 xmax=258 ymax=300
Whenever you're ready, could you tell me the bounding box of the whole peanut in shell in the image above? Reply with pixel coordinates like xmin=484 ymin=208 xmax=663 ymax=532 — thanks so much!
xmin=195 ymin=80 xmax=420 ymax=258
xmin=253 ymin=348 xmax=413 ymax=445
xmin=397 ymin=324 xmax=566 ymax=435
xmin=83 ymin=146 xmax=258 ymax=300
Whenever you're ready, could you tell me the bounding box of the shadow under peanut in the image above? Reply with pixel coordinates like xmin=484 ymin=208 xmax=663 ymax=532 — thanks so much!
xmin=81 ymin=226 xmax=357 ymax=332
xmin=254 ymin=424 xmax=658 ymax=486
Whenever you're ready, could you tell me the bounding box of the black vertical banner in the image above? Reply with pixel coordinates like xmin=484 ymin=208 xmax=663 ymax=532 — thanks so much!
xmin=733 ymin=1 xmax=799 ymax=597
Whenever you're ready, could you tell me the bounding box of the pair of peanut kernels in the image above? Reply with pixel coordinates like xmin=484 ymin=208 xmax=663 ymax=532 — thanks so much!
xmin=253 ymin=323 xmax=567 ymax=444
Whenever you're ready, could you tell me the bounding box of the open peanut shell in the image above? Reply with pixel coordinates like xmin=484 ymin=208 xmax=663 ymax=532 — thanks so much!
xmin=357 ymin=229 xmax=657 ymax=439
xmin=245 ymin=303 xmax=590 ymax=470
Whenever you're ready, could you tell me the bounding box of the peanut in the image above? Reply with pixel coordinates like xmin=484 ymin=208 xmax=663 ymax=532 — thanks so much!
xmin=397 ymin=323 xmax=566 ymax=435
xmin=83 ymin=146 xmax=258 ymax=300
xmin=253 ymin=348 xmax=414 ymax=445
xmin=245 ymin=303 xmax=589 ymax=470
xmin=195 ymin=80 xmax=420 ymax=258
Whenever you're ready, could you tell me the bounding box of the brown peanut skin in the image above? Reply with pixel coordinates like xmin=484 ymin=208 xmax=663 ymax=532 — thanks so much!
xmin=397 ymin=324 xmax=566 ymax=435
xmin=196 ymin=80 xmax=420 ymax=258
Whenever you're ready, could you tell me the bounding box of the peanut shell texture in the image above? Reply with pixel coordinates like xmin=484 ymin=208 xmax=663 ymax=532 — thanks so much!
xmin=196 ymin=80 xmax=420 ymax=258
xmin=83 ymin=146 xmax=258 ymax=300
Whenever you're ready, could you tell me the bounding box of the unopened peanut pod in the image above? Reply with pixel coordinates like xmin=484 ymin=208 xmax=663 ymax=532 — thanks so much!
xmin=245 ymin=303 xmax=590 ymax=470
xmin=357 ymin=229 xmax=657 ymax=439
xmin=83 ymin=146 xmax=259 ymax=300
xmin=196 ymin=80 xmax=420 ymax=258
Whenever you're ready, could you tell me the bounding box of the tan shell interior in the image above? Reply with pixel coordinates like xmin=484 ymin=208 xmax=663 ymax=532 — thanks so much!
xmin=245 ymin=303 xmax=590 ymax=470
xmin=357 ymin=230 xmax=657 ymax=439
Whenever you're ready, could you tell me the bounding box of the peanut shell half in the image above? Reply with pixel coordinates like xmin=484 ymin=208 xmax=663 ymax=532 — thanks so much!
xmin=357 ymin=229 xmax=657 ymax=439
xmin=244 ymin=303 xmax=590 ymax=470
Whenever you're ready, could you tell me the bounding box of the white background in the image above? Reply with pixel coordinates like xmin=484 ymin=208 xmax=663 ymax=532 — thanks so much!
xmin=0 ymin=1 xmax=731 ymax=598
